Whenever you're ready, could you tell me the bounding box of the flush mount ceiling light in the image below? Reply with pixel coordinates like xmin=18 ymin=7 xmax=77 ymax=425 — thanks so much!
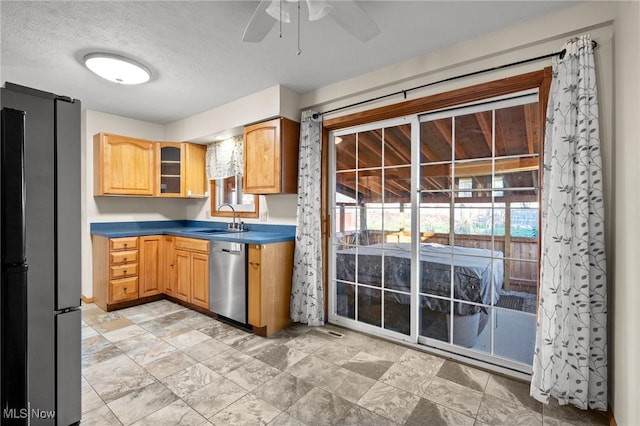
xmin=83 ymin=53 xmax=151 ymax=85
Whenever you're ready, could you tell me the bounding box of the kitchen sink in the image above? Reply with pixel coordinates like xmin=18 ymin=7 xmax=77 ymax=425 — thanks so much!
xmin=188 ymin=228 xmax=245 ymax=234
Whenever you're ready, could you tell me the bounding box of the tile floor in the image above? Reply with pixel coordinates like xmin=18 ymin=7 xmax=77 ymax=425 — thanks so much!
xmin=81 ymin=300 xmax=608 ymax=426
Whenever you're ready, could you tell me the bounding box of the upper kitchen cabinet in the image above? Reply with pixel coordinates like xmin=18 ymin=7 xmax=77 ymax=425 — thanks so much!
xmin=243 ymin=117 xmax=300 ymax=194
xmin=94 ymin=133 xmax=155 ymax=196
xmin=156 ymin=142 xmax=207 ymax=198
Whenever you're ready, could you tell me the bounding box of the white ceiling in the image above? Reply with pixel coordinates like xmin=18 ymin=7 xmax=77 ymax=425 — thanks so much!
xmin=1 ymin=1 xmax=577 ymax=125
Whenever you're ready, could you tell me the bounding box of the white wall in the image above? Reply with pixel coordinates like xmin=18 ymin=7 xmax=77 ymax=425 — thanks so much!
xmin=612 ymin=2 xmax=640 ymax=424
xmin=164 ymin=84 xmax=300 ymax=142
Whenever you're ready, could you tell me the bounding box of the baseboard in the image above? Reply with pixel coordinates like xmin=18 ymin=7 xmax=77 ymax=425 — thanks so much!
xmin=81 ymin=295 xmax=94 ymax=304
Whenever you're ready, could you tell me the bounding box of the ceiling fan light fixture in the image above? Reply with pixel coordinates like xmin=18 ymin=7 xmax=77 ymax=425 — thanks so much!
xmin=83 ymin=52 xmax=151 ymax=85
xmin=266 ymin=0 xmax=291 ymax=23
xmin=306 ymin=0 xmax=331 ymax=21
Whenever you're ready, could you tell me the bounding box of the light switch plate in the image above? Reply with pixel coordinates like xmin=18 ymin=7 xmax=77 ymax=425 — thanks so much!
xmin=259 ymin=211 xmax=267 ymax=221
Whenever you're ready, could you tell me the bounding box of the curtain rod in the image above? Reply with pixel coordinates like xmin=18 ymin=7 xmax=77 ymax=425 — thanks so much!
xmin=315 ymin=40 xmax=597 ymax=119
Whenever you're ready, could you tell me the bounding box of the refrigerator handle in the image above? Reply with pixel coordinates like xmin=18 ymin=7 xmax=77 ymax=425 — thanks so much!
xmin=1 ymin=108 xmax=27 ymax=265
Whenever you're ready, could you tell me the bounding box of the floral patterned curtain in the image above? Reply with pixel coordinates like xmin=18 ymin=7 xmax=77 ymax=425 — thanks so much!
xmin=290 ymin=111 xmax=324 ymax=326
xmin=530 ymin=34 xmax=607 ymax=411
xmin=206 ymin=135 xmax=243 ymax=180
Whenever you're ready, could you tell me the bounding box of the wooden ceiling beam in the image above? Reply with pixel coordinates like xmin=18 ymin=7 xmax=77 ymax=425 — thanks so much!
xmin=474 ymin=112 xmax=493 ymax=153
xmin=356 ymin=132 xmax=383 ymax=167
xmin=383 ymin=128 xmax=412 ymax=165
xmin=433 ymin=119 xmax=463 ymax=159
xmin=418 ymin=156 xmax=539 ymax=180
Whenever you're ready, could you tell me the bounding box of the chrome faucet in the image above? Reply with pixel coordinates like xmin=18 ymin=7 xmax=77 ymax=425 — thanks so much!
xmin=218 ymin=203 xmax=239 ymax=230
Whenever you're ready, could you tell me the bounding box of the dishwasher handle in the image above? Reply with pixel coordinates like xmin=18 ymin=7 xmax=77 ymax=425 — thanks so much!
xmin=221 ymin=248 xmax=242 ymax=254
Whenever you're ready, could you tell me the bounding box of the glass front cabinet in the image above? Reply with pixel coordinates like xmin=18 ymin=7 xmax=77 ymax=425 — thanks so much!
xmin=156 ymin=142 xmax=207 ymax=198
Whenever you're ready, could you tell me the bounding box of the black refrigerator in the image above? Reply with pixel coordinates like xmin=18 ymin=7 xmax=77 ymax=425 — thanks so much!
xmin=0 ymin=83 xmax=81 ymax=425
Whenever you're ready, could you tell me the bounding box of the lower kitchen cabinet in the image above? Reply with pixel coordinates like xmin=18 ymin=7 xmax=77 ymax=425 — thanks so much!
xmin=92 ymin=235 xmax=140 ymax=311
xmin=93 ymin=232 xmax=295 ymax=335
xmin=175 ymin=249 xmax=191 ymax=302
xmin=175 ymin=237 xmax=210 ymax=309
xmin=139 ymin=235 xmax=163 ymax=297
xmin=162 ymin=235 xmax=176 ymax=296
xmin=248 ymin=241 xmax=294 ymax=336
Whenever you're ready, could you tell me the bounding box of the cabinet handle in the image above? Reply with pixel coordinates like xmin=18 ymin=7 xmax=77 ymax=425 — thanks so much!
xmin=124 ymin=244 xmax=128 ymax=248
xmin=249 ymin=262 xmax=260 ymax=267
xmin=123 ymin=258 xmax=127 ymax=262
xmin=124 ymin=270 xmax=127 ymax=274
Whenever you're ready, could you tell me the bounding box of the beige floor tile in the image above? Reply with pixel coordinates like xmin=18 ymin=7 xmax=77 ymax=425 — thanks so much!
xmin=163 ymin=329 xmax=210 ymax=350
xmin=357 ymin=381 xmax=420 ymax=424
xmin=143 ymin=349 xmax=198 ymax=379
xmin=209 ymin=393 xmax=281 ymax=426
xmin=108 ymin=381 xmax=178 ymax=425
xmin=318 ymin=367 xmax=376 ymax=404
xmin=286 ymin=355 xmax=339 ymax=386
xmin=80 ymin=404 xmax=122 ymax=426
xmin=161 ymin=363 xmax=219 ymax=398
xmin=131 ymin=399 xmax=209 ymax=426
xmin=287 ymin=387 xmax=353 ymax=426
xmin=183 ymin=376 xmax=247 ymax=419
xmin=421 ymin=376 xmax=484 ymax=418
xmin=223 ymin=358 xmax=281 ymax=391
xmin=252 ymin=372 xmax=314 ymax=411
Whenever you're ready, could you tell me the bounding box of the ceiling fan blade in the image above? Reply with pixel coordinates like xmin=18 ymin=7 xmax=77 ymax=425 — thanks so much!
xmin=242 ymin=0 xmax=276 ymax=42
xmin=328 ymin=0 xmax=380 ymax=42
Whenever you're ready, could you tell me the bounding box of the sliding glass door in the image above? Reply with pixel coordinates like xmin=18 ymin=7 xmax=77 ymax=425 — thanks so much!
xmin=329 ymin=91 xmax=542 ymax=373
xmin=417 ymin=94 xmax=540 ymax=370
xmin=332 ymin=118 xmax=416 ymax=339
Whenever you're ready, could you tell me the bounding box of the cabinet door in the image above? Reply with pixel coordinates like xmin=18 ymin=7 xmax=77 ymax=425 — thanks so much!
xmin=247 ymin=245 xmax=263 ymax=327
xmin=162 ymin=236 xmax=176 ymax=296
xmin=243 ymin=118 xmax=281 ymax=194
xmin=95 ymin=133 xmax=155 ymax=196
xmin=184 ymin=144 xmax=207 ymax=198
xmin=190 ymin=252 xmax=209 ymax=309
xmin=156 ymin=143 xmax=184 ymax=197
xmin=175 ymin=249 xmax=191 ymax=302
xmin=139 ymin=235 xmax=162 ymax=297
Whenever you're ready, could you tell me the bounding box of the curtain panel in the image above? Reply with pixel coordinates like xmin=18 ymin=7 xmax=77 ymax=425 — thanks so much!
xmin=290 ymin=110 xmax=324 ymax=326
xmin=530 ymin=35 xmax=607 ymax=411
xmin=206 ymin=135 xmax=243 ymax=180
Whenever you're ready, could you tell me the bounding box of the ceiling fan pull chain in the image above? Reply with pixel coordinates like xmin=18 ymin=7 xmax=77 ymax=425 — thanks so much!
xmin=279 ymin=0 xmax=283 ymax=38
xmin=296 ymin=0 xmax=302 ymax=55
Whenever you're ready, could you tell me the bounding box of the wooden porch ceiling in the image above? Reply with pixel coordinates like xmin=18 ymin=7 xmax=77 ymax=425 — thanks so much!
xmin=334 ymin=103 xmax=540 ymax=203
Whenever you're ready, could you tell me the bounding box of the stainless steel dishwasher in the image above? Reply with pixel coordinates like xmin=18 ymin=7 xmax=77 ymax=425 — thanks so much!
xmin=209 ymin=241 xmax=247 ymax=324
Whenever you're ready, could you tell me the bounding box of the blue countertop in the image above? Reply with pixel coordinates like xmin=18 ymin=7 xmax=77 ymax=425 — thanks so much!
xmin=91 ymin=220 xmax=296 ymax=245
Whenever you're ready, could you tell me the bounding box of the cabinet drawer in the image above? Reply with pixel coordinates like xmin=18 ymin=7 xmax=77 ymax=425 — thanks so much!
xmin=175 ymin=237 xmax=210 ymax=253
xmin=110 ymin=277 xmax=138 ymax=303
xmin=110 ymin=237 xmax=138 ymax=251
xmin=110 ymin=250 xmax=138 ymax=264
xmin=110 ymin=263 xmax=138 ymax=279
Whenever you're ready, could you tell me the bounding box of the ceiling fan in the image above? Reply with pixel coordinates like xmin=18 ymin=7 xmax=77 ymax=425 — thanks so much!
xmin=242 ymin=0 xmax=380 ymax=43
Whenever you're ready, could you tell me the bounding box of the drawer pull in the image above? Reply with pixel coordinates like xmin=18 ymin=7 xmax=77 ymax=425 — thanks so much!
xmin=123 ymin=258 xmax=127 ymax=262
xmin=249 ymin=262 xmax=260 ymax=267
xmin=124 ymin=270 xmax=127 ymax=274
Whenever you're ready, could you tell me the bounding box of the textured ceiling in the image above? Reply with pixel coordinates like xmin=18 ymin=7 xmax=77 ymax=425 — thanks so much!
xmin=1 ymin=1 xmax=575 ymax=124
